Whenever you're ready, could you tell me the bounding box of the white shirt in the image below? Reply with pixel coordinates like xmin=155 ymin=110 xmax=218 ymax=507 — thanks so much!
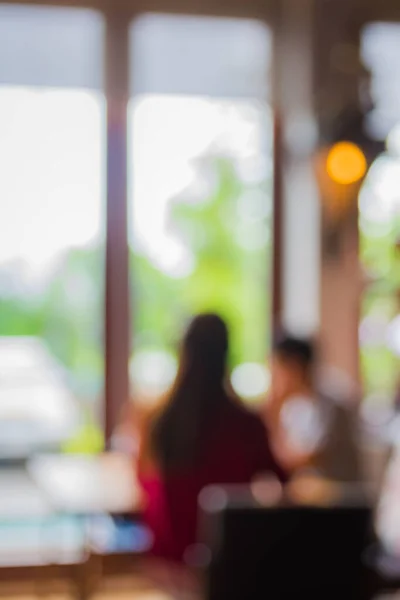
xmin=280 ymin=394 xmax=331 ymax=455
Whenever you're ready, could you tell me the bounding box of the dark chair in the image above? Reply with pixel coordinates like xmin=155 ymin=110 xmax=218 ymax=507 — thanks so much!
xmin=200 ymin=485 xmax=372 ymax=600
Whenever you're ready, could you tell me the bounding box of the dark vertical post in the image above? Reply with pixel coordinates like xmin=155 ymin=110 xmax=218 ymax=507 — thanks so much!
xmin=104 ymin=12 xmax=130 ymax=444
xmin=271 ymin=113 xmax=283 ymax=341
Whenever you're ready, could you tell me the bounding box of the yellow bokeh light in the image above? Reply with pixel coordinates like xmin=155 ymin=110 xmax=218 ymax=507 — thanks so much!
xmin=326 ymin=141 xmax=367 ymax=185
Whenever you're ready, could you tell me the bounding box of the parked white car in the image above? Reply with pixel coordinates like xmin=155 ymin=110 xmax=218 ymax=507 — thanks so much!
xmin=0 ymin=336 xmax=81 ymax=459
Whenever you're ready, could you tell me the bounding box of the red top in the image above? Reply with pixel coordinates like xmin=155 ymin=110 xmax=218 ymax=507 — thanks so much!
xmin=139 ymin=401 xmax=287 ymax=562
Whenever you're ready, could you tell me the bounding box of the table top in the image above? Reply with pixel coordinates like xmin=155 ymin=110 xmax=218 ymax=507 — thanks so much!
xmin=28 ymin=453 xmax=141 ymax=516
xmin=0 ymin=515 xmax=86 ymax=567
xmin=0 ymin=469 xmax=54 ymax=520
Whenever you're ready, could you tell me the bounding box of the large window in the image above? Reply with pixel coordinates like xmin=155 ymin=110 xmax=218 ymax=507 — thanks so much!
xmin=0 ymin=6 xmax=275 ymax=454
xmin=129 ymin=14 xmax=273 ymax=405
xmin=360 ymin=23 xmax=400 ymax=406
xmin=0 ymin=5 xmax=105 ymax=456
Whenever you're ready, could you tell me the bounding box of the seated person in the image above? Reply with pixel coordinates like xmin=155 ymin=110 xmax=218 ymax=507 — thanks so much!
xmin=138 ymin=313 xmax=287 ymax=563
xmin=267 ymin=334 xmax=361 ymax=483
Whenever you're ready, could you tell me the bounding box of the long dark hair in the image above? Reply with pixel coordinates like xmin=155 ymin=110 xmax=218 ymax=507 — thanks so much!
xmin=151 ymin=313 xmax=230 ymax=474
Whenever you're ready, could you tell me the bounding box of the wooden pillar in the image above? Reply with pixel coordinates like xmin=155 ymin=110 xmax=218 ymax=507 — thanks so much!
xmin=313 ymin=3 xmax=366 ymax=389
xmin=271 ymin=114 xmax=283 ymax=338
xmin=104 ymin=12 xmax=130 ymax=443
xmin=274 ymin=0 xmax=371 ymax=392
xmin=320 ymin=204 xmax=363 ymax=387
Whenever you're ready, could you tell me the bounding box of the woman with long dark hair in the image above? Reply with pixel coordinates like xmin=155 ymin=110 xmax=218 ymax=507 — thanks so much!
xmin=138 ymin=313 xmax=286 ymax=563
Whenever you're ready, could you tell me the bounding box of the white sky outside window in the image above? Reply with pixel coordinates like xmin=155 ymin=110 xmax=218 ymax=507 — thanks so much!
xmin=130 ymin=96 xmax=270 ymax=277
xmin=0 ymin=4 xmax=104 ymax=288
xmin=0 ymin=89 xmax=103 ymax=286
xmin=362 ymin=22 xmax=400 ymax=140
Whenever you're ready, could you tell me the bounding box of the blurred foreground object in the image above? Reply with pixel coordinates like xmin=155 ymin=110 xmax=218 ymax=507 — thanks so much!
xmin=315 ymin=142 xmax=367 ymax=225
xmin=286 ymin=473 xmax=344 ymax=505
xmin=327 ymin=142 xmax=367 ymax=185
xmin=201 ymin=483 xmax=372 ymax=600
xmin=28 ymin=452 xmax=140 ymax=515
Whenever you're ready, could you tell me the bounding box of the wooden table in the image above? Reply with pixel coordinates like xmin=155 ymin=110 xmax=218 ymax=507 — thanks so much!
xmin=0 ymin=469 xmax=88 ymax=598
xmin=0 ymin=454 xmax=142 ymax=599
xmin=0 ymin=468 xmax=53 ymax=521
xmin=28 ymin=453 xmax=141 ymax=516
xmin=27 ymin=453 xmax=149 ymax=598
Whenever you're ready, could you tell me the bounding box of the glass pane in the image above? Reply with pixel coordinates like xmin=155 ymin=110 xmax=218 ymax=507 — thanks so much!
xmin=0 ymin=4 xmax=103 ymax=89
xmin=0 ymin=7 xmax=105 ymax=458
xmin=360 ymin=23 xmax=400 ymax=409
xmin=130 ymin=14 xmax=271 ymax=98
xmin=362 ymin=22 xmax=400 ymax=140
xmin=129 ymin=15 xmax=272 ymax=406
xmin=359 ymin=156 xmax=400 ymax=405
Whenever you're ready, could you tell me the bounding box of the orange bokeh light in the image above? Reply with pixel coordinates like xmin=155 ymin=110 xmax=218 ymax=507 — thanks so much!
xmin=326 ymin=141 xmax=367 ymax=185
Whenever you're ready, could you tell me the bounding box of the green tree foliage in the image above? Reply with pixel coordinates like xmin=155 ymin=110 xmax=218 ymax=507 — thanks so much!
xmin=131 ymin=154 xmax=271 ymax=368
xmin=360 ymin=202 xmax=400 ymax=398
xmin=0 ymin=153 xmax=271 ymax=449
xmin=0 ymin=154 xmax=271 ymax=380
xmin=0 ymin=247 xmax=103 ymax=400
